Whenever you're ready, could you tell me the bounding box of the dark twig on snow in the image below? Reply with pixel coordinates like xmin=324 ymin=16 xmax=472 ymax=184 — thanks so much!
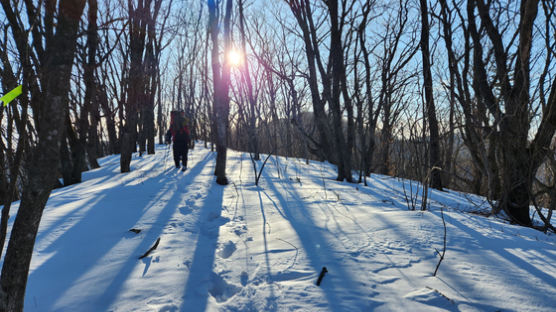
xmin=433 ymin=205 xmax=447 ymax=276
xmin=129 ymin=228 xmax=142 ymax=234
xmin=316 ymin=266 xmax=328 ymax=286
xmin=253 ymin=152 xmax=274 ymax=186
xmin=139 ymin=237 xmax=161 ymax=259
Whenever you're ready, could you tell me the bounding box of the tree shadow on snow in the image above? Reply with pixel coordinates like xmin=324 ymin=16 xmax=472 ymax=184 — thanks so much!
xmin=180 ymin=158 xmax=239 ymax=311
xmin=259 ymin=169 xmax=380 ymax=311
xmin=24 ymin=151 xmax=214 ymax=312
xmin=429 ymin=211 xmax=556 ymax=308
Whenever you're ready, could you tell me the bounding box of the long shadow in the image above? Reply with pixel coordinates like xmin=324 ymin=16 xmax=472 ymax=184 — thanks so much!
xmin=25 ymin=151 xmax=213 ymax=311
xmin=46 ymin=155 xmax=121 ymax=199
xmin=95 ymin=151 xmax=215 ymax=310
xmin=369 ymin=175 xmax=489 ymax=213
xmin=33 ymin=194 xmax=105 ymax=251
xmin=35 ymin=161 xmax=138 ymax=245
xmin=256 ymin=188 xmax=278 ymax=311
xmin=303 ymin=169 xmax=407 ymax=212
xmin=429 ymin=211 xmax=556 ymax=305
xmin=311 ymin=177 xmax=437 ymax=272
xmin=180 ymin=170 xmax=225 ymax=311
xmin=300 ymin=171 xmax=423 ymax=254
xmin=260 ymin=169 xmax=379 ymax=311
xmin=10 ymin=153 xmax=157 ymax=263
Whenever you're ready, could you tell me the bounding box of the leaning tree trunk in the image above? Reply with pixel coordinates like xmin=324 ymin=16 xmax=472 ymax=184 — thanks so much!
xmin=0 ymin=1 xmax=86 ymax=310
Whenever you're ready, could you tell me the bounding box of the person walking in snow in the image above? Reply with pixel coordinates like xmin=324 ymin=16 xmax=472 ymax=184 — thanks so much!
xmin=169 ymin=113 xmax=191 ymax=171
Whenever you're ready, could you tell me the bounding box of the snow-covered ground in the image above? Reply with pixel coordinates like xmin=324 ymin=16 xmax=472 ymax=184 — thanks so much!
xmin=3 ymin=143 xmax=555 ymax=311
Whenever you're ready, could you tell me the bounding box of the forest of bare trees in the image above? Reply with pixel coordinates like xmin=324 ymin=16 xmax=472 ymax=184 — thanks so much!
xmin=0 ymin=0 xmax=555 ymax=310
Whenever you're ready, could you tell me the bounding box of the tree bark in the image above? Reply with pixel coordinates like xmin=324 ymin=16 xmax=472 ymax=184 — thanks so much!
xmin=209 ymin=0 xmax=233 ymax=185
xmin=85 ymin=0 xmax=100 ymax=168
xmin=328 ymin=0 xmax=353 ymax=182
xmin=121 ymin=0 xmax=148 ymax=172
xmin=419 ymin=0 xmax=443 ymax=191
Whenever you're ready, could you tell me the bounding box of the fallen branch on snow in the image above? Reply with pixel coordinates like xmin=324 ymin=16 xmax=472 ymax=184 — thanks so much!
xmin=139 ymin=237 xmax=161 ymax=259
xmin=316 ymin=266 xmax=328 ymax=286
xmin=433 ymin=204 xmax=447 ymax=276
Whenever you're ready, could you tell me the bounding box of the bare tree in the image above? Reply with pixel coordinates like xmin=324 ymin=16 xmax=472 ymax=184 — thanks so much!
xmin=0 ymin=25 xmax=31 ymax=263
xmin=373 ymin=1 xmax=418 ymax=177
xmin=208 ymin=0 xmax=234 ymax=185
xmin=284 ymin=0 xmax=334 ymax=163
xmin=84 ymin=0 xmax=101 ymax=169
xmin=420 ymin=0 xmax=443 ymax=190
xmin=467 ymin=0 xmax=556 ymax=225
xmin=121 ymin=0 xmax=165 ymax=171
xmin=238 ymin=0 xmax=260 ymax=160
xmin=283 ymin=0 xmax=359 ymax=181
xmin=0 ymin=1 xmax=87 ymax=310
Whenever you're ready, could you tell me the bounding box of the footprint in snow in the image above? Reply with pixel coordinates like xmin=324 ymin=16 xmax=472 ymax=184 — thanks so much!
xmin=240 ymin=271 xmax=248 ymax=286
xmin=209 ymin=272 xmax=240 ymax=303
xmin=219 ymin=241 xmax=237 ymax=259
xmin=233 ymin=224 xmax=247 ymax=236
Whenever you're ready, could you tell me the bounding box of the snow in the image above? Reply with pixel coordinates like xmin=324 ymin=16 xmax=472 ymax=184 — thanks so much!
xmin=2 ymin=143 xmax=555 ymax=311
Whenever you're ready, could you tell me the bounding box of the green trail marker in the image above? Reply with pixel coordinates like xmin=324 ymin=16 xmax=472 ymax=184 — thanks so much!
xmin=1 ymin=85 xmax=23 ymax=106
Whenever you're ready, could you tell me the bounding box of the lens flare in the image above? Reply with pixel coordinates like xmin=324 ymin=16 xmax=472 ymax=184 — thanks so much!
xmin=227 ymin=50 xmax=243 ymax=67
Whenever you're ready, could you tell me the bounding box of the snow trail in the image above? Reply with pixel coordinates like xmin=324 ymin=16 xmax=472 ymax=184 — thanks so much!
xmin=1 ymin=143 xmax=553 ymax=312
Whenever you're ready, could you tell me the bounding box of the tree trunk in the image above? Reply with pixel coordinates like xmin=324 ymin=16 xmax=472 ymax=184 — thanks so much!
xmin=121 ymin=0 xmax=148 ymax=172
xmin=84 ymin=0 xmax=100 ymax=169
xmin=0 ymin=1 xmax=86 ymax=310
xmin=60 ymin=132 xmax=73 ymax=186
xmin=145 ymin=92 xmax=156 ymax=154
xmin=157 ymin=69 xmax=163 ymax=144
xmin=328 ymin=0 xmax=353 ymax=182
xmin=420 ymin=0 xmax=443 ymax=191
xmin=70 ymin=116 xmax=88 ymax=183
xmin=379 ymin=105 xmax=392 ymax=175
xmin=99 ymin=83 xmax=119 ymax=154
xmin=209 ymin=0 xmax=233 ymax=185
xmin=239 ymin=0 xmax=260 ymax=161
xmin=473 ymin=0 xmax=540 ymax=225
xmin=285 ymin=0 xmax=332 ymax=162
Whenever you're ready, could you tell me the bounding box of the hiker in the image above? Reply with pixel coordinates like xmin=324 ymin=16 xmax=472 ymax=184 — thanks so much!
xmin=169 ymin=112 xmax=191 ymax=171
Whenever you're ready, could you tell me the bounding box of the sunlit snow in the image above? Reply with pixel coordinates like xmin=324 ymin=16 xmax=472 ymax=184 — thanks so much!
xmin=3 ymin=143 xmax=555 ymax=311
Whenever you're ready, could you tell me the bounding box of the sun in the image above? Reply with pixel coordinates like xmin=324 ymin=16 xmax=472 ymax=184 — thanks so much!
xmin=227 ymin=49 xmax=243 ymax=67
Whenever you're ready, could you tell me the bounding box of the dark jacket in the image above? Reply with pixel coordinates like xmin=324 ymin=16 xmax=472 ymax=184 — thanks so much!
xmin=171 ymin=125 xmax=190 ymax=146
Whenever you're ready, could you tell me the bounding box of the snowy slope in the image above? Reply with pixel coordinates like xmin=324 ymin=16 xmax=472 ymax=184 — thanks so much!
xmin=2 ymin=143 xmax=555 ymax=311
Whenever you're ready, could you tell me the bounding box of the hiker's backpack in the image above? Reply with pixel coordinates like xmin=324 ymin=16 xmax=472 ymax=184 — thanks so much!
xmin=173 ymin=125 xmax=190 ymax=143
xmin=170 ymin=111 xmax=190 ymax=143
